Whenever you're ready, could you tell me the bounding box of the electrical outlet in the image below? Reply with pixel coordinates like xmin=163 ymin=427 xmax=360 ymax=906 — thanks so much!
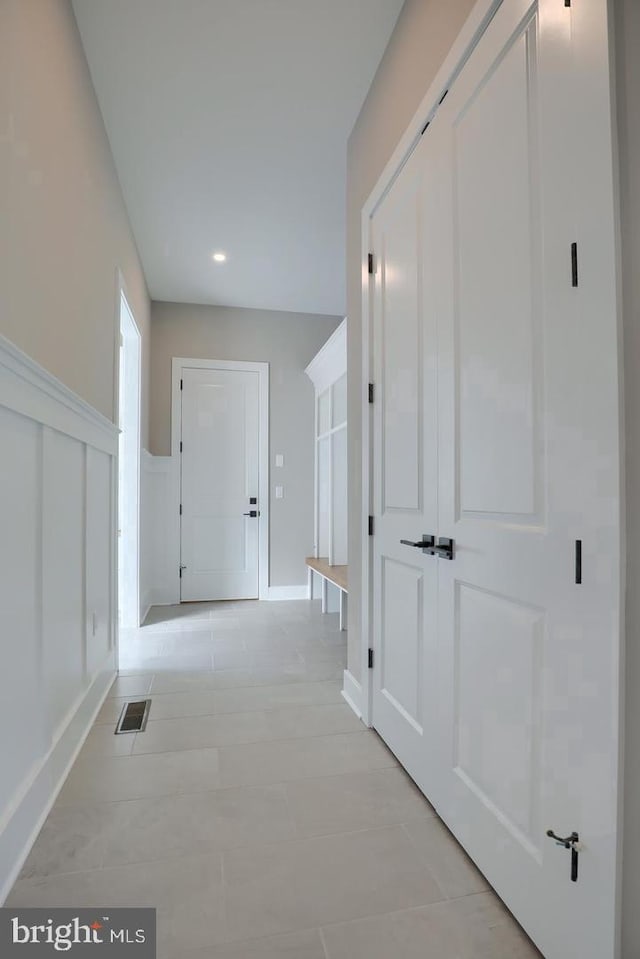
xmin=275 ymin=485 xmax=284 ymax=499
xmin=275 ymin=453 xmax=284 ymax=468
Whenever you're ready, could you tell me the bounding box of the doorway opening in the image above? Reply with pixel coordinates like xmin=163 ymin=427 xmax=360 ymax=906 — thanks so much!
xmin=117 ymin=290 xmax=141 ymax=627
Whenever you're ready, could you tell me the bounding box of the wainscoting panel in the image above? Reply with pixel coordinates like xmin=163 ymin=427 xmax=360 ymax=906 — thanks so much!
xmin=0 ymin=334 xmax=118 ymax=903
xmin=141 ymin=450 xmax=178 ymax=614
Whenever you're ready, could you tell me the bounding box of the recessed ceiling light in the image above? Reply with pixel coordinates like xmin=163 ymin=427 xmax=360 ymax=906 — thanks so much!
xmin=212 ymin=252 xmax=227 ymax=263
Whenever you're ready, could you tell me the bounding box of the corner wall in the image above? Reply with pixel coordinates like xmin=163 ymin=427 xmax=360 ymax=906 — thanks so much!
xmin=149 ymin=301 xmax=341 ymax=589
xmin=346 ymin=0 xmax=476 ymax=681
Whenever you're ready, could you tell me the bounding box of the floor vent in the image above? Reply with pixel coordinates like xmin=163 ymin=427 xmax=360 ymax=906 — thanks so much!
xmin=115 ymin=699 xmax=151 ymax=735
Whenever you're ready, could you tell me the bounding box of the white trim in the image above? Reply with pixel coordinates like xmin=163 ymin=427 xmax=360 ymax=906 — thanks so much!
xmin=0 ymin=667 xmax=115 ymax=905
xmin=266 ymin=584 xmax=311 ymax=601
xmin=342 ymin=669 xmax=363 ymax=720
xmin=171 ymin=357 xmax=270 ymax=602
xmin=305 ymin=318 xmax=347 ymax=395
xmin=359 ymin=0 xmax=504 ymax=729
xmin=118 ymin=289 xmax=142 ymax=628
xmin=0 ymin=333 xmax=117 ymax=453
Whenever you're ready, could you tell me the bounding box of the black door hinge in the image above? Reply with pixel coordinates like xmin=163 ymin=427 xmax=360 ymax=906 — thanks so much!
xmin=368 ymin=516 xmax=374 ymax=536
xmin=180 ymin=378 xmax=183 ymax=390
xmin=179 ymin=504 xmax=182 ymax=516
xmin=179 ymin=567 xmax=183 ymax=578
xmin=368 ymin=253 xmax=375 ymax=275
xmin=368 ymin=383 xmax=374 ymax=404
xmin=575 ymin=540 xmax=582 ymax=584
xmin=179 ymin=441 xmax=183 ymax=453
xmin=368 ymin=648 xmax=374 ymax=669
xmin=571 ymin=242 xmax=578 ymax=287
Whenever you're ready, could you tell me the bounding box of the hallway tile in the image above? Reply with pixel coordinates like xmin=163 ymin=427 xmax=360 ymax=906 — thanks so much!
xmin=100 ymin=784 xmax=295 ymax=866
xmin=8 ymin=599 xmax=538 ymax=959
xmin=8 ymin=854 xmax=227 ymax=954
xmin=79 ymin=723 xmax=135 ymax=758
xmin=222 ymin=826 xmax=444 ymax=941
xmin=320 ymin=892 xmax=542 ymax=959
xmin=403 ymin=818 xmax=490 ymax=900
xmin=19 ymin=805 xmax=106 ymax=879
xmin=159 ymin=928 xmax=327 ymax=959
xmin=218 ymin=730 xmax=397 ymax=789
xmin=285 ymin=767 xmax=435 ymax=838
xmin=149 ymin=661 xmax=342 ymax=694
xmin=107 ymin=673 xmax=153 ymax=698
xmin=56 ymin=747 xmax=221 ymax=805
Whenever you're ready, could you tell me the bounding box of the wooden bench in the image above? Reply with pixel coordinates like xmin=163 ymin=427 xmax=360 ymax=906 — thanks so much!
xmin=305 ymin=556 xmax=348 ymax=630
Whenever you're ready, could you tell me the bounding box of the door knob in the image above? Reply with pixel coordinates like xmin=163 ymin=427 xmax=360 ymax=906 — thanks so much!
xmin=400 ymin=536 xmax=454 ymax=559
xmin=243 ymin=510 xmax=260 ymax=518
xmin=400 ymin=535 xmax=435 ymax=553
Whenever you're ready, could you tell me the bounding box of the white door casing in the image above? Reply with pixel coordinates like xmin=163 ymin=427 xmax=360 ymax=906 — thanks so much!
xmin=176 ymin=360 xmax=269 ymax=602
xmin=368 ymin=1 xmax=621 ymax=957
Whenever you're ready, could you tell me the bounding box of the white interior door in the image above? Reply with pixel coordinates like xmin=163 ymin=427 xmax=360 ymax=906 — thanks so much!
xmin=433 ymin=3 xmax=620 ymax=956
xmin=180 ymin=367 xmax=260 ymax=601
xmin=370 ymin=134 xmax=440 ymax=798
xmin=369 ymin=1 xmax=621 ymax=957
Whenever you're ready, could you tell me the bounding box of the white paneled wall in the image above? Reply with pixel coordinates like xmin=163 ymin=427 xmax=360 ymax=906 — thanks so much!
xmin=140 ymin=451 xmax=178 ymax=615
xmin=0 ymin=336 xmax=118 ymax=902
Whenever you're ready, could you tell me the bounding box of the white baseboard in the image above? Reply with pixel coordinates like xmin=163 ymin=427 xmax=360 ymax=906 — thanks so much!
xmin=148 ymin=588 xmax=177 ymax=607
xmin=342 ymin=669 xmax=363 ymax=719
xmin=0 ymin=664 xmax=116 ymax=904
xmin=266 ymin=584 xmax=311 ymax=601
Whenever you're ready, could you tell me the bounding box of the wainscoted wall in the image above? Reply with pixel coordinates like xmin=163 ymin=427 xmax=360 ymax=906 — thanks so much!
xmin=0 ymin=335 xmax=118 ymax=903
xmin=140 ymin=451 xmax=178 ymax=614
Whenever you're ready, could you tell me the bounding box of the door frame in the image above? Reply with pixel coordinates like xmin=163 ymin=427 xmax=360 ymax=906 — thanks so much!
xmin=358 ymin=0 xmax=504 ymax=727
xmin=115 ymin=276 xmax=142 ymax=630
xmin=171 ymin=357 xmax=270 ymax=602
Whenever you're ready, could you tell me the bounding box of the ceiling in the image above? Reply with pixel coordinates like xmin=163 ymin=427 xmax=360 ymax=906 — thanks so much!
xmin=72 ymin=0 xmax=404 ymax=316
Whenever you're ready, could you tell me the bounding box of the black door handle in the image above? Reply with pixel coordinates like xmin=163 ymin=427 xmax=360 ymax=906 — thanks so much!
xmin=400 ymin=535 xmax=435 ymax=552
xmin=400 ymin=536 xmax=454 ymax=559
xmin=243 ymin=510 xmax=260 ymax=517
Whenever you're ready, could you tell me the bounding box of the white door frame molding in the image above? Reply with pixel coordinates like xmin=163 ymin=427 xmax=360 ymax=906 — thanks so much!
xmin=171 ymin=357 xmax=270 ymax=602
xmin=117 ymin=287 xmax=142 ymax=628
xmin=358 ymin=0 xmax=503 ymax=727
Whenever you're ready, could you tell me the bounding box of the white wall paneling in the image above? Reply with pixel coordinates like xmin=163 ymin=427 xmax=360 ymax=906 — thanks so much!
xmin=0 ymin=334 xmax=118 ymax=903
xmin=305 ymin=320 xmax=348 ymax=567
xmin=141 ymin=450 xmax=179 ymax=613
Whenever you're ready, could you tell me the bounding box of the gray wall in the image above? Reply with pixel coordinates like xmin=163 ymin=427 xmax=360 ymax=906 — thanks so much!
xmin=0 ymin=0 xmax=150 ymax=440
xmin=346 ymin=0 xmax=477 ymax=680
xmin=616 ymin=0 xmax=640 ymax=953
xmin=150 ymin=302 xmax=341 ymax=588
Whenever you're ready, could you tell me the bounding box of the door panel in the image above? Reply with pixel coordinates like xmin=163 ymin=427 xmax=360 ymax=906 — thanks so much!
xmin=454 ymin=583 xmax=544 ymax=846
xmin=380 ymin=557 xmax=424 ymax=728
xmin=454 ymin=24 xmax=543 ymax=522
xmin=371 ymin=135 xmax=439 ymax=798
xmin=181 ymin=368 xmax=260 ymax=601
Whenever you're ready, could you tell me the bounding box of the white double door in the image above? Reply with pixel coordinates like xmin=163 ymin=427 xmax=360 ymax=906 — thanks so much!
xmin=180 ymin=367 xmax=260 ymax=601
xmin=371 ymin=2 xmax=621 ymax=958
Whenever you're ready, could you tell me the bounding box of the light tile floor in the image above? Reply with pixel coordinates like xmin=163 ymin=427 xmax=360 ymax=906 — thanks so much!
xmin=8 ymin=599 xmax=542 ymax=958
